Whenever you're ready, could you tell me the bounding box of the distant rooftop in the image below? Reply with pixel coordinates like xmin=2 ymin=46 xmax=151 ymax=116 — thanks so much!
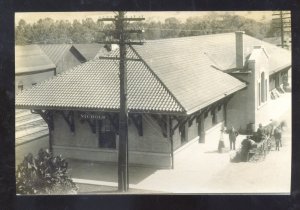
xmin=15 ymin=45 xmax=56 ymax=74
xmin=39 ymin=44 xmax=72 ymax=65
xmin=73 ymin=44 xmax=106 ymax=61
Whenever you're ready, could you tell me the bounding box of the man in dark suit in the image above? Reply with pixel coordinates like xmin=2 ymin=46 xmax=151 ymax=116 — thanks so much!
xmin=256 ymin=123 xmax=265 ymax=142
xmin=240 ymin=135 xmax=253 ymax=162
xmin=274 ymin=126 xmax=282 ymax=151
xmin=228 ymin=126 xmax=239 ymax=150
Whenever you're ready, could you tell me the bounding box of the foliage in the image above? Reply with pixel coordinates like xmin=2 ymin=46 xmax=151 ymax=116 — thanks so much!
xmin=16 ymin=149 xmax=78 ymax=195
xmin=15 ymin=13 xmax=279 ymax=45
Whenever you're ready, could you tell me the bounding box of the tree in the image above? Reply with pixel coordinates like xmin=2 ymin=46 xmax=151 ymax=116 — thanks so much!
xmin=31 ymin=18 xmax=56 ymax=44
xmin=144 ymin=21 xmax=162 ymax=40
xmin=266 ymin=19 xmax=282 ymax=38
xmin=71 ymin=19 xmax=86 ymax=43
xmin=161 ymin=17 xmax=182 ymax=38
xmin=53 ymin=20 xmax=73 ymax=44
xmin=82 ymin=18 xmax=98 ymax=43
xmin=15 ymin=19 xmax=33 ymax=45
xmin=16 ymin=149 xmax=78 ymax=194
xmin=15 ymin=14 xmax=274 ymax=44
xmin=94 ymin=19 xmax=106 ymax=42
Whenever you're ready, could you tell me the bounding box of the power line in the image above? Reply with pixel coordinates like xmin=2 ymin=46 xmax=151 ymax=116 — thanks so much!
xmin=272 ymin=11 xmax=291 ymax=49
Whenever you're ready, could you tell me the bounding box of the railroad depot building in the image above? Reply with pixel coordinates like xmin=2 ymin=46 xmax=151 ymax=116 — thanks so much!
xmin=16 ymin=32 xmax=291 ymax=168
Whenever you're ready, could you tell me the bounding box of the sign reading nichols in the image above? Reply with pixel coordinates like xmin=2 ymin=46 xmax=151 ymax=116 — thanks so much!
xmin=79 ymin=112 xmax=106 ymax=120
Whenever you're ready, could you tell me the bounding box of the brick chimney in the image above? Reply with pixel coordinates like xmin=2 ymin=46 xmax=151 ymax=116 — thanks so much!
xmin=235 ymin=31 xmax=245 ymax=70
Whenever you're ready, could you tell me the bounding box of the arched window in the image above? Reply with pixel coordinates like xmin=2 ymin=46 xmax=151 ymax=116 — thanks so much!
xmin=258 ymin=71 xmax=268 ymax=106
xmin=261 ymin=72 xmax=265 ymax=103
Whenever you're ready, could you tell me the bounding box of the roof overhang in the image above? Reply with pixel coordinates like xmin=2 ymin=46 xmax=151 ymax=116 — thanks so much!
xmin=186 ymin=83 xmax=247 ymax=115
xmin=269 ymin=64 xmax=291 ymax=75
xmin=15 ymin=66 xmax=56 ymax=76
xmin=15 ymin=104 xmax=186 ymax=116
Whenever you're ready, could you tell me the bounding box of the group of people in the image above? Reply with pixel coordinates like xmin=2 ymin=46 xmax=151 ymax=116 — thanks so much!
xmin=225 ymin=121 xmax=285 ymax=162
xmin=257 ymin=122 xmax=284 ymax=151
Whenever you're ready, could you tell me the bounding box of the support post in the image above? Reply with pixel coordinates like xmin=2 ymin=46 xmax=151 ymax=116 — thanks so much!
xmin=223 ymin=102 xmax=228 ymax=127
xmin=33 ymin=110 xmax=54 ymax=153
xmin=199 ymin=111 xmax=205 ymax=143
xmin=184 ymin=120 xmax=189 ymax=142
xmin=167 ymin=115 xmax=174 ymax=169
xmin=47 ymin=112 xmax=54 ymax=153
xmin=49 ymin=128 xmax=53 ymax=154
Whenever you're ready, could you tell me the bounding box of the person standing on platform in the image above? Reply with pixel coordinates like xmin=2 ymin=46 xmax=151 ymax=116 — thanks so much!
xmin=240 ymin=135 xmax=252 ymax=162
xmin=274 ymin=126 xmax=282 ymax=151
xmin=256 ymin=123 xmax=265 ymax=142
xmin=228 ymin=126 xmax=239 ymax=150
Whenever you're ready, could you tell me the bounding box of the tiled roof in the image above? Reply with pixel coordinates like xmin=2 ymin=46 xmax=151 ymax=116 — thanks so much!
xmin=73 ymin=44 xmax=105 ymax=61
xmin=16 ymin=34 xmax=250 ymax=114
xmin=132 ymin=36 xmax=247 ymax=114
xmin=134 ymin=33 xmax=291 ymax=73
xmin=15 ymin=45 xmax=56 ymax=74
xmin=16 ymin=58 xmax=184 ymax=114
xmin=39 ymin=44 xmax=72 ymax=65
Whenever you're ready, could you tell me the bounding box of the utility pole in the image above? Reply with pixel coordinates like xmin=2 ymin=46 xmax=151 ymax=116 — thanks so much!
xmin=98 ymin=12 xmax=144 ymax=192
xmin=272 ymin=11 xmax=291 ymax=49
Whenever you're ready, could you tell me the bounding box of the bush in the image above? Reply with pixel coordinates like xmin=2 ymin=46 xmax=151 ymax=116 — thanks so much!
xmin=16 ymin=149 xmax=78 ymax=194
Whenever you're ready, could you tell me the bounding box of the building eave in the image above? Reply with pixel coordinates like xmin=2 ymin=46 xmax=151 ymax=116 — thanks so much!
xmin=15 ymin=67 xmax=56 ymax=76
xmin=186 ymin=83 xmax=247 ymax=115
xmin=269 ymin=64 xmax=291 ymax=75
xmin=16 ymin=104 xmax=187 ymax=116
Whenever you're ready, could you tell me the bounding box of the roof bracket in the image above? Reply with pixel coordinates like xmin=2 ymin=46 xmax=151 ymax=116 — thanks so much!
xmin=196 ymin=109 xmax=206 ymax=123
xmin=150 ymin=114 xmax=167 ymax=137
xmin=188 ymin=115 xmax=198 ymax=127
xmin=86 ymin=118 xmax=97 ymax=134
xmin=59 ymin=110 xmax=75 ymax=133
xmin=78 ymin=112 xmax=97 ymax=133
xmin=130 ymin=114 xmax=143 ymax=136
xmin=171 ymin=116 xmax=190 ymax=136
xmin=31 ymin=109 xmax=54 ymax=131
xmin=105 ymin=113 xmax=119 ymax=134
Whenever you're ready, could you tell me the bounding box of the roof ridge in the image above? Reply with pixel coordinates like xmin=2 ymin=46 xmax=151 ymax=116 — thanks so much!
xmin=38 ymin=44 xmax=70 ymax=65
xmin=145 ymin=32 xmax=234 ymax=43
xmin=130 ymin=45 xmax=186 ymax=114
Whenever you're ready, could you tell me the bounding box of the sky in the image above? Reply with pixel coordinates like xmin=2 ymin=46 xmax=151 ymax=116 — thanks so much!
xmin=15 ymin=11 xmax=275 ymax=25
